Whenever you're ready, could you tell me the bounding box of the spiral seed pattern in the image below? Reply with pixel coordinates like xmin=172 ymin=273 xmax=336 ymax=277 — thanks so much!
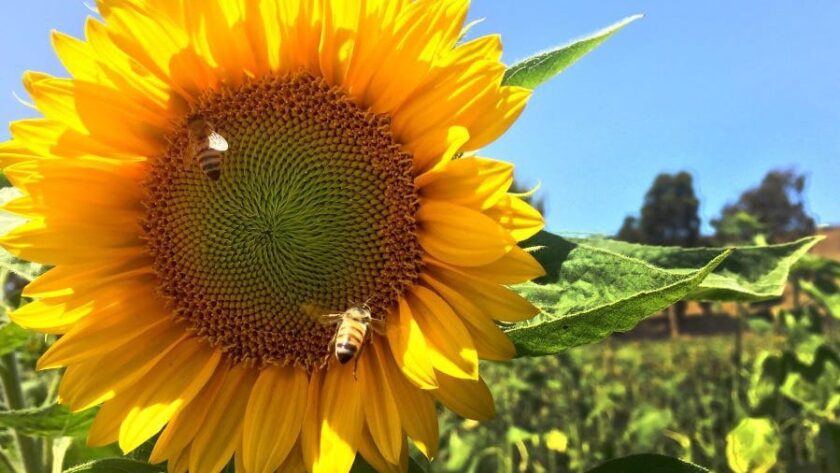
xmin=143 ymin=73 xmax=422 ymax=369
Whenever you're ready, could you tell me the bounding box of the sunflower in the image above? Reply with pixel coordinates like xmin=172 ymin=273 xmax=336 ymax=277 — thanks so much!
xmin=1 ymin=1 xmax=545 ymax=472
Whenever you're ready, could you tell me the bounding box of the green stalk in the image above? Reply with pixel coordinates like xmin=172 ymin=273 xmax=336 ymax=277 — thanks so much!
xmin=1 ymin=352 xmax=43 ymax=473
xmin=0 ymin=447 xmax=19 ymax=473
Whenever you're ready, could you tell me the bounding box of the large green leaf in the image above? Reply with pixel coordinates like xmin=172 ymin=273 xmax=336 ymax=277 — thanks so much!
xmin=0 ymin=322 xmax=30 ymax=356
xmin=508 ymin=232 xmax=818 ymax=356
xmin=780 ymin=354 xmax=840 ymax=419
xmin=63 ymin=458 xmax=163 ymax=473
xmin=725 ymin=417 xmax=780 ymax=473
xmin=0 ymin=404 xmax=97 ymax=437
xmin=585 ymin=454 xmax=710 ymax=473
xmin=502 ymin=14 xmax=642 ymax=89
xmin=801 ymin=279 xmax=840 ymax=319
xmin=506 ymin=233 xmax=729 ymax=356
xmin=572 ymin=235 xmax=821 ymax=301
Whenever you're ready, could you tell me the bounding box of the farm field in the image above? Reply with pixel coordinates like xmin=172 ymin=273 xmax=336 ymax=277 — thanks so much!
xmin=434 ymin=318 xmax=839 ymax=473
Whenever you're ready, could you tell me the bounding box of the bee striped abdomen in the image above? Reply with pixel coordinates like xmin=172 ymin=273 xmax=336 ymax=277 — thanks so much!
xmin=334 ymin=321 xmax=367 ymax=364
xmin=187 ymin=117 xmax=228 ymax=181
xmin=197 ymin=148 xmax=223 ymax=181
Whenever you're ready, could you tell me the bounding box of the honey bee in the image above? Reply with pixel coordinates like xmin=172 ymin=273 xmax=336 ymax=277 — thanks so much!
xmin=186 ymin=116 xmax=228 ymax=181
xmin=320 ymin=305 xmax=384 ymax=369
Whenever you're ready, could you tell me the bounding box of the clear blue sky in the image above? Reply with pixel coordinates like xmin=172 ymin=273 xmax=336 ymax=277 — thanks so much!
xmin=1 ymin=1 xmax=838 ymax=235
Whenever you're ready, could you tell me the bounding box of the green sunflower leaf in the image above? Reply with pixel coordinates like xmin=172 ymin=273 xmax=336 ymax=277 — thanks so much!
xmin=569 ymin=235 xmax=822 ymax=301
xmin=585 ymin=453 xmax=710 ymax=473
xmin=63 ymin=458 xmax=164 ymax=473
xmin=507 ymin=232 xmax=819 ymax=357
xmin=0 ymin=322 xmax=30 ymax=356
xmin=506 ymin=233 xmax=729 ymax=357
xmin=725 ymin=418 xmax=781 ymax=473
xmin=502 ymin=14 xmax=642 ymax=89
xmin=801 ymin=279 xmax=840 ymax=318
xmin=0 ymin=403 xmax=97 ymax=438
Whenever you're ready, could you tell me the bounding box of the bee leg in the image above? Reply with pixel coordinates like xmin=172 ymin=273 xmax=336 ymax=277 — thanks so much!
xmin=370 ymin=320 xmax=386 ymax=337
xmin=353 ymin=356 xmax=360 ymax=382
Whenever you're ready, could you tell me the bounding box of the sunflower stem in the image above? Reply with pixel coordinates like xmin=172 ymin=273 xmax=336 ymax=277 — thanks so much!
xmin=0 ymin=352 xmax=44 ymax=473
xmin=0 ymin=446 xmax=20 ymax=473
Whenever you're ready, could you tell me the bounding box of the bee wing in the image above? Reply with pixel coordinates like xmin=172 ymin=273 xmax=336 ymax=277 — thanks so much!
xmin=207 ymin=131 xmax=229 ymax=152
xmin=369 ymin=318 xmax=386 ymax=335
xmin=318 ymin=313 xmax=345 ymax=326
xmin=300 ymin=302 xmax=342 ymax=326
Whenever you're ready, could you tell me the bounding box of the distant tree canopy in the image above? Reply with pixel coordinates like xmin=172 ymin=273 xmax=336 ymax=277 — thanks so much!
xmin=712 ymin=170 xmax=816 ymax=244
xmin=616 ymin=172 xmax=701 ymax=247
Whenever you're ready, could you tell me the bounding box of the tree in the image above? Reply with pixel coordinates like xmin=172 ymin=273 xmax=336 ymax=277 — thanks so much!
xmin=712 ymin=170 xmax=816 ymax=244
xmin=616 ymin=172 xmax=701 ymax=247
xmin=616 ymin=172 xmax=702 ymax=335
xmin=616 ymin=216 xmax=643 ymax=243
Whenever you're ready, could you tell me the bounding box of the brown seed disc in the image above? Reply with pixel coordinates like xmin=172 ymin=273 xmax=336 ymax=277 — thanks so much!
xmin=142 ymin=72 xmax=422 ymax=369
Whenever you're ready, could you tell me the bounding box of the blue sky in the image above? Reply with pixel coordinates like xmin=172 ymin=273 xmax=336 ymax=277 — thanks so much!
xmin=1 ymin=1 xmax=838 ymax=235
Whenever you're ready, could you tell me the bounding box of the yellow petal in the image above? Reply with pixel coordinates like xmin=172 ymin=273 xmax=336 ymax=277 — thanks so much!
xmin=314 ymin=363 xmax=364 ymax=473
xmin=404 ymin=126 xmax=469 ymax=175
xmin=465 ymin=86 xmax=531 ymax=150
xmin=0 ymin=141 xmax=38 ymax=168
xmin=277 ymin=0 xmax=324 ymax=76
xmin=417 ymin=200 xmax=515 ymax=267
xmin=23 ymin=254 xmax=152 ymax=299
xmin=319 ymin=0 xmax=359 ymax=86
xmin=82 ymin=17 xmax=172 ymax=107
xmin=442 ymin=34 xmax=502 ymax=65
xmin=407 ymin=286 xmax=478 ymax=380
xmin=51 ymin=30 xmax=113 ymax=85
xmin=358 ymin=424 xmax=407 ymax=473
xmin=433 ymin=372 xmax=496 ymax=421
xmin=87 ymin=398 xmax=122 ymax=447
xmin=366 ymin=0 xmax=469 ymax=115
xmin=242 ymin=366 xmax=308 ymax=473
xmin=59 ymin=328 xmax=187 ymax=412
xmin=149 ymin=363 xmax=229 ymax=464
xmin=301 ymin=370 xmax=323 ymax=472
xmin=426 ymin=263 xmax=540 ymax=323
xmin=38 ymin=298 xmax=169 ymax=369
xmin=190 ymin=364 xmax=257 ymax=473
xmin=11 ymin=298 xmax=92 ymax=334
xmin=118 ymin=339 xmax=222 ymax=452
xmin=420 ymin=275 xmax=515 ymax=361
xmin=393 ymin=61 xmax=506 ymax=146
xmin=485 ymin=194 xmax=545 ymax=241
xmin=0 ymin=217 xmax=145 ymax=266
xmin=416 ymin=157 xmax=513 ymax=210
xmin=385 ymin=298 xmax=437 ymax=389
xmin=360 ymin=344 xmax=402 ymax=464
xmin=432 ymin=245 xmax=545 ymax=285
xmin=35 ymin=279 xmax=165 ymax=368
xmin=95 ymin=1 xmax=189 ymax=88
xmin=166 ymin=444 xmax=190 ymax=473
xmin=380 ymin=345 xmax=438 ymax=459
xmin=184 ymin=0 xmax=257 ymax=84
xmin=277 ymin=440 xmax=307 ymax=473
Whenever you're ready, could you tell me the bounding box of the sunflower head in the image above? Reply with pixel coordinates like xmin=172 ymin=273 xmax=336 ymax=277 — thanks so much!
xmin=1 ymin=1 xmax=545 ymax=472
xmin=144 ymin=71 xmax=422 ymax=369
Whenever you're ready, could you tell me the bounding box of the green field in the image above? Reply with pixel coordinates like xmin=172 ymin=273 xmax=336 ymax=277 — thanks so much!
xmin=434 ymin=321 xmax=838 ymax=473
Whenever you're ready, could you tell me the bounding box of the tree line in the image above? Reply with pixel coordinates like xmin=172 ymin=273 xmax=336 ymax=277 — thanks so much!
xmin=615 ymin=169 xmax=816 ymax=247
